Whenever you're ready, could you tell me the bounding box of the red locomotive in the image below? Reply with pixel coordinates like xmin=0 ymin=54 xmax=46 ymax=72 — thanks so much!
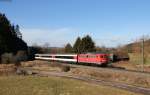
xmin=78 ymin=53 xmax=109 ymax=66
xmin=35 ymin=53 xmax=109 ymax=66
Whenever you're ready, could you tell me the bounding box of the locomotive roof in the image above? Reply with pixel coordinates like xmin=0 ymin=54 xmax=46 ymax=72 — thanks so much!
xmin=82 ymin=52 xmax=109 ymax=54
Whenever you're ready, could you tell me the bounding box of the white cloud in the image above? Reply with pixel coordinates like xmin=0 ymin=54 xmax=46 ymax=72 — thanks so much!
xmin=21 ymin=28 xmax=77 ymax=47
xmin=94 ymin=33 xmax=131 ymax=47
xmin=21 ymin=28 xmax=133 ymax=48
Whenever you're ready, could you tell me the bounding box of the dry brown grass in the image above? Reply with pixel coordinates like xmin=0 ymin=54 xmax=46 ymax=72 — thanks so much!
xmin=21 ymin=60 xmax=71 ymax=72
xmin=0 ymin=76 xmax=142 ymax=95
xmin=0 ymin=64 xmax=16 ymax=76
xmin=20 ymin=60 xmax=150 ymax=88
xmin=70 ymin=67 xmax=150 ymax=88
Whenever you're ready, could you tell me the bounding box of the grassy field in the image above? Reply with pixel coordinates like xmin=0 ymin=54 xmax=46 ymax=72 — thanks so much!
xmin=129 ymin=53 xmax=150 ymax=65
xmin=0 ymin=76 xmax=141 ymax=95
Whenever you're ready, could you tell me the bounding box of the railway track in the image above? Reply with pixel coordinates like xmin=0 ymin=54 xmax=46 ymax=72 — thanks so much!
xmin=17 ymin=67 xmax=150 ymax=95
xmin=48 ymin=61 xmax=150 ymax=76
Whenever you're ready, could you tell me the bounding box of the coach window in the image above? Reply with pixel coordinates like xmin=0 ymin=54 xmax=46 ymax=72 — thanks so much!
xmin=93 ymin=55 xmax=96 ymax=58
xmin=82 ymin=55 xmax=85 ymax=58
xmin=56 ymin=56 xmax=74 ymax=59
xmin=86 ymin=55 xmax=88 ymax=58
xmin=103 ymin=55 xmax=107 ymax=58
xmin=88 ymin=55 xmax=90 ymax=58
xmin=35 ymin=55 xmax=39 ymax=57
xmin=82 ymin=55 xmax=87 ymax=58
xmin=90 ymin=55 xmax=94 ymax=58
xmin=102 ymin=55 xmax=106 ymax=58
xmin=80 ymin=55 xmax=85 ymax=58
xmin=82 ymin=55 xmax=86 ymax=58
xmin=43 ymin=56 xmax=52 ymax=58
xmin=100 ymin=56 xmax=103 ymax=58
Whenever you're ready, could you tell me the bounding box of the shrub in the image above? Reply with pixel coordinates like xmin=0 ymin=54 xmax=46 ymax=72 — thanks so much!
xmin=1 ymin=51 xmax=27 ymax=64
xmin=15 ymin=51 xmax=27 ymax=62
xmin=1 ymin=53 xmax=14 ymax=64
xmin=61 ymin=66 xmax=70 ymax=72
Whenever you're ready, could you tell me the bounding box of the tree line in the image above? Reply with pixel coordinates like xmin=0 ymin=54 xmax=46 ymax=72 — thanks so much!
xmin=0 ymin=13 xmax=28 ymax=64
xmin=65 ymin=35 xmax=96 ymax=53
xmin=30 ymin=35 xmax=96 ymax=54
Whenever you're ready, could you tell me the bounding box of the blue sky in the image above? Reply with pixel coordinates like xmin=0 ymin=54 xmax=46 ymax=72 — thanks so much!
xmin=0 ymin=0 xmax=150 ymax=47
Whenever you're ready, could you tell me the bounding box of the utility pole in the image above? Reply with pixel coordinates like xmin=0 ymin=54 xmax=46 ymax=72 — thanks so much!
xmin=141 ymin=36 xmax=144 ymax=72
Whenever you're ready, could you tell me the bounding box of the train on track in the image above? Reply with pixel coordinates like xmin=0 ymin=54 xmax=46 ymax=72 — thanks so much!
xmin=35 ymin=53 xmax=109 ymax=66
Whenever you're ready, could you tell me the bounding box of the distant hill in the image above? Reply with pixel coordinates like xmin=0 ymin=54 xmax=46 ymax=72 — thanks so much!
xmin=122 ymin=38 xmax=150 ymax=54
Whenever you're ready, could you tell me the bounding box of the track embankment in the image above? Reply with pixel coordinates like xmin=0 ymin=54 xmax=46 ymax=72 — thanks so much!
xmin=17 ymin=67 xmax=150 ymax=95
xmin=21 ymin=60 xmax=150 ymax=87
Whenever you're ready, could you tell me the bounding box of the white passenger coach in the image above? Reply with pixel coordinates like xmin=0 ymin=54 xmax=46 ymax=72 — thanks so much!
xmin=35 ymin=54 xmax=77 ymax=62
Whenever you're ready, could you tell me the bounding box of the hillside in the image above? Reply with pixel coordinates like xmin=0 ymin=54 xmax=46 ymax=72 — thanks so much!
xmin=116 ymin=38 xmax=150 ymax=64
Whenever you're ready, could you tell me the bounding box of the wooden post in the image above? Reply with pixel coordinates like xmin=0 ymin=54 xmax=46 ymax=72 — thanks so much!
xmin=141 ymin=37 xmax=144 ymax=72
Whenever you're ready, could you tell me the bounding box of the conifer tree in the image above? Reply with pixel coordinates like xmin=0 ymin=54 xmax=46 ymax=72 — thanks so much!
xmin=0 ymin=13 xmax=27 ymax=56
xmin=80 ymin=35 xmax=96 ymax=53
xmin=73 ymin=37 xmax=81 ymax=53
xmin=65 ymin=43 xmax=73 ymax=53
